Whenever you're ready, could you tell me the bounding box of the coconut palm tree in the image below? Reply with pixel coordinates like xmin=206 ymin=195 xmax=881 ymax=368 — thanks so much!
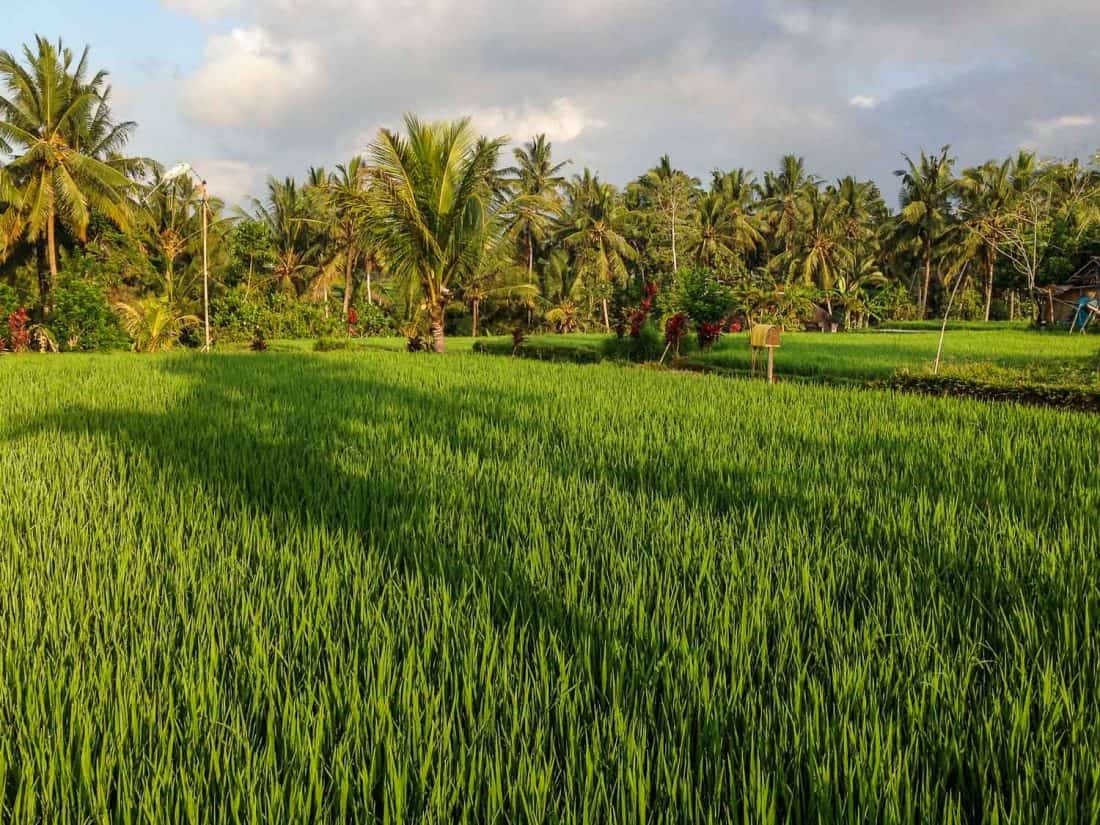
xmin=688 ymin=192 xmax=736 ymax=268
xmin=250 ymin=177 xmax=324 ymax=297
xmin=762 ymin=155 xmax=817 ymax=259
xmin=318 ymin=158 xmax=374 ymax=319
xmin=0 ymin=164 xmax=24 ymax=261
xmin=115 ymin=297 xmax=199 ymax=352
xmin=895 ymin=146 xmax=957 ymax=315
xmin=502 ymin=135 xmax=568 ymax=283
xmin=561 ymin=171 xmax=636 ymax=330
xmin=139 ymin=167 xmax=230 ymax=308
xmin=710 ymin=168 xmax=765 ymax=257
xmin=957 ymin=158 xmax=1015 ymax=320
xmin=367 ymin=116 xmax=505 ymax=352
xmin=788 ymin=188 xmax=852 ymax=313
xmin=0 ymin=37 xmax=136 ymax=311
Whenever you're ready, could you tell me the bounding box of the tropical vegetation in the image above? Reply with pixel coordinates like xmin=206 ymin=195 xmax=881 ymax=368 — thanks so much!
xmin=3 ymin=37 xmax=1099 ymax=355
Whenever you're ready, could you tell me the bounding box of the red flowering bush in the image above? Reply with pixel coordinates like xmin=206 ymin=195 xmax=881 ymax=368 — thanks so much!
xmin=512 ymin=327 xmax=527 ymax=353
xmin=697 ymin=320 xmax=723 ymax=349
xmin=664 ymin=312 xmax=688 ymax=356
xmin=7 ymin=308 xmax=30 ymax=353
xmin=629 ymin=282 xmax=659 ymax=339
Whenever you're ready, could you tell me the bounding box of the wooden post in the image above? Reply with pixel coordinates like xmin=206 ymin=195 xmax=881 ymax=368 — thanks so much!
xmin=201 ymin=180 xmax=211 ymax=352
xmin=767 ymin=347 xmax=775 ymax=384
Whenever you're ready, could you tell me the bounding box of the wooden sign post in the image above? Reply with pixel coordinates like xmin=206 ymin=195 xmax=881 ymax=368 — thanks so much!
xmin=749 ymin=325 xmax=781 ymax=384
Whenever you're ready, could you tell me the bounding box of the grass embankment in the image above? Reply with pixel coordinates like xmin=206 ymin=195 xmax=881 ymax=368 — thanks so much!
xmin=2 ymin=350 xmax=1099 ymax=820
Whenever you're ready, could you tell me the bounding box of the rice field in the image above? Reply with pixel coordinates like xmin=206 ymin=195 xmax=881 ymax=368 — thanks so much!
xmin=489 ymin=328 xmax=1100 ymax=388
xmin=1 ymin=350 xmax=1099 ymax=822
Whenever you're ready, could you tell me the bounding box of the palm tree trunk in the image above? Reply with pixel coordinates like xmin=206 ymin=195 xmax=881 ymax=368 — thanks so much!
xmin=35 ymin=238 xmax=49 ymax=320
xmin=366 ymin=262 xmax=373 ymax=305
xmin=471 ymin=298 xmax=480 ymax=338
xmin=527 ymin=233 xmax=534 ymax=282
xmin=983 ymin=257 xmax=994 ymax=321
xmin=671 ymin=201 xmax=678 ymax=272
xmin=343 ymin=253 xmax=354 ymax=319
xmin=921 ymin=242 xmax=932 ymax=317
xmin=430 ymin=304 xmax=445 ymax=353
xmin=602 ymin=298 xmax=610 ymax=331
xmin=45 ymin=212 xmax=59 ymax=313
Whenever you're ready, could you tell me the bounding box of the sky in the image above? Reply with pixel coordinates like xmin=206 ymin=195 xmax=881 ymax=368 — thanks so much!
xmin=5 ymin=0 xmax=1099 ymax=206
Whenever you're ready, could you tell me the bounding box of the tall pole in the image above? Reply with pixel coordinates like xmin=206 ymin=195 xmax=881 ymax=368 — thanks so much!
xmin=201 ymin=180 xmax=210 ymax=352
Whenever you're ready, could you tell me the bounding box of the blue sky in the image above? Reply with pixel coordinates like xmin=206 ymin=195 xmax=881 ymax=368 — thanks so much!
xmin=5 ymin=1 xmax=1099 ymax=205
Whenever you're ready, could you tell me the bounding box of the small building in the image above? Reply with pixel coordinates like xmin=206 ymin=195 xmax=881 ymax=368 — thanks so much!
xmin=1038 ymin=258 xmax=1100 ymax=325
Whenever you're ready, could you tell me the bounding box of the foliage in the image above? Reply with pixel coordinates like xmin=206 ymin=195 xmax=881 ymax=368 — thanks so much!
xmin=349 ymin=302 xmax=395 ymax=337
xmin=5 ymin=307 xmax=30 ymax=351
xmin=2 ymin=34 xmax=1099 ymax=343
xmin=367 ymin=116 xmax=504 ymax=352
xmin=0 ymin=283 xmax=18 ymax=319
xmin=114 ymin=297 xmax=198 ymax=352
xmin=663 ymin=311 xmax=688 ymax=356
xmin=0 ymin=37 xmax=137 ymax=307
xmin=601 ymin=320 xmax=664 ymax=362
xmin=211 ymin=287 xmax=343 ymax=342
xmin=50 ymin=277 xmax=126 ymax=350
xmin=662 ymin=267 xmax=735 ymax=326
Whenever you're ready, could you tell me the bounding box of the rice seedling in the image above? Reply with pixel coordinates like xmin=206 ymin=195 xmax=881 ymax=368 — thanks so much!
xmin=0 ymin=350 xmax=1097 ymax=822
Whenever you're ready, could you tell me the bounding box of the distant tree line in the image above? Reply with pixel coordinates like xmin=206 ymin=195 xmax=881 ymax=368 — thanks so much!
xmin=2 ymin=36 xmax=1099 ymax=352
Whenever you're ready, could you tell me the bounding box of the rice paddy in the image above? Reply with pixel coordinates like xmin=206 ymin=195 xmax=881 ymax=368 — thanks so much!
xmin=1 ymin=350 xmax=1099 ymax=822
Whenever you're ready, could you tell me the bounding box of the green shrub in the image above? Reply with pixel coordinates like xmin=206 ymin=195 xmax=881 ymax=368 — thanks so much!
xmin=601 ymin=320 xmax=665 ymax=362
xmin=50 ymin=279 xmax=128 ymax=351
xmin=212 ymin=287 xmax=345 ymax=341
xmin=352 ymin=302 xmax=395 ymax=337
xmin=313 ymin=336 xmax=350 ymax=352
xmin=0 ymin=283 xmax=19 ymax=320
xmin=662 ymin=267 xmax=735 ymax=327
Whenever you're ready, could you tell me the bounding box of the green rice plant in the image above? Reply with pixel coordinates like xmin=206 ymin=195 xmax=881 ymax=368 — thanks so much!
xmin=0 ymin=350 xmax=1098 ymax=822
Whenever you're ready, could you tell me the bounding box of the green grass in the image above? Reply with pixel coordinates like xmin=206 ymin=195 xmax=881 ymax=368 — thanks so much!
xmin=485 ymin=329 xmax=1100 ymax=389
xmin=2 ymin=350 xmax=1099 ymax=821
xmin=689 ymin=329 xmax=1100 ymax=386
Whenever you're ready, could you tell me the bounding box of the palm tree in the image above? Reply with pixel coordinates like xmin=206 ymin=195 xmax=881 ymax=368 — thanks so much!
xmin=562 ymin=171 xmax=636 ymax=329
xmin=367 ymin=116 xmax=504 ymax=352
xmin=503 ymin=135 xmax=568 ymax=284
xmin=139 ymin=167 xmax=229 ymax=308
xmin=320 ymin=158 xmax=372 ymax=319
xmin=762 ymin=155 xmax=817 ymax=258
xmin=957 ymin=159 xmax=1015 ymax=320
xmin=115 ymin=297 xmax=199 ymax=352
xmin=250 ymin=177 xmax=324 ymax=296
xmin=688 ymin=192 xmax=736 ymax=268
xmin=0 ymin=37 xmax=136 ymax=311
xmin=710 ymin=168 xmax=765 ymax=257
xmin=790 ymin=188 xmax=852 ymax=313
xmin=895 ymin=146 xmax=957 ymax=315
xmin=0 ymin=164 xmax=25 ymax=261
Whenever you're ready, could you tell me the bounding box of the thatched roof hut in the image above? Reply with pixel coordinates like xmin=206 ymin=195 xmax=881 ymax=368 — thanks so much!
xmin=1039 ymin=258 xmax=1100 ymax=325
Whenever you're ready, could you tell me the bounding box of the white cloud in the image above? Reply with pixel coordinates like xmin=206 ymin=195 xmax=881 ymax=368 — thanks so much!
xmin=1032 ymin=114 xmax=1095 ymax=131
xmin=180 ymin=27 xmax=323 ymax=128
xmin=162 ymin=0 xmax=242 ymax=22
xmin=161 ymin=0 xmax=1100 ymax=201
xmin=470 ymin=98 xmax=602 ymax=144
xmin=195 ymin=159 xmax=263 ymax=206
